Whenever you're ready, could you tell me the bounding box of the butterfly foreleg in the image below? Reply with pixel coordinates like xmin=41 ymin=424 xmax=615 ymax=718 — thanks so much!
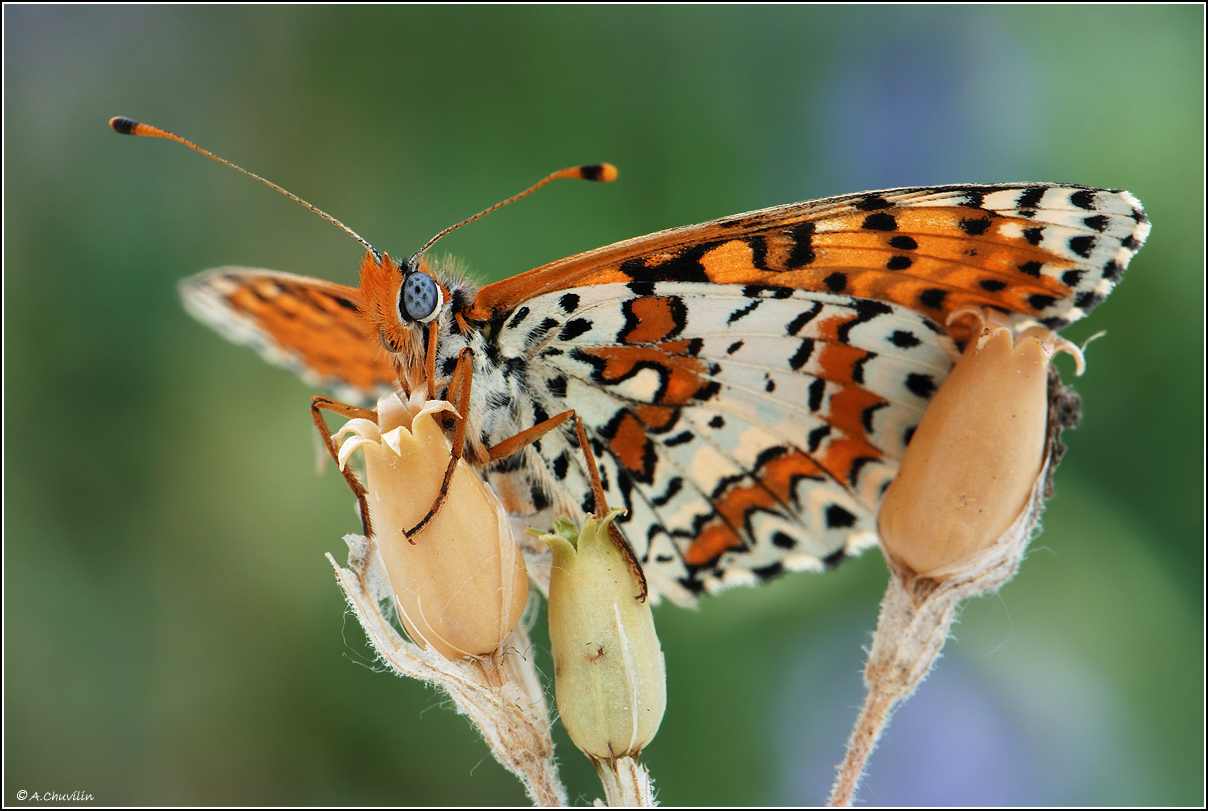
xmin=424 ymin=320 xmax=440 ymax=401
xmin=311 ymin=395 xmax=377 ymax=537
xmin=402 ymin=346 xmax=476 ymax=540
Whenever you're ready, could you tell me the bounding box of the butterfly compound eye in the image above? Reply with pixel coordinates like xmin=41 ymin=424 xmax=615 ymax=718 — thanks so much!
xmin=400 ymin=272 xmax=442 ymax=323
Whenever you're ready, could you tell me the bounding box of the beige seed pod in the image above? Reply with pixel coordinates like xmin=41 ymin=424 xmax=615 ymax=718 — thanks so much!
xmin=879 ymin=311 xmax=1082 ymax=577
xmin=335 ymin=392 xmax=528 ymax=659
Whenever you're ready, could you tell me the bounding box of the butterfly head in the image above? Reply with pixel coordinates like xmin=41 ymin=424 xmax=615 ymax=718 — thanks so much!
xmin=359 ymin=251 xmax=449 ymax=359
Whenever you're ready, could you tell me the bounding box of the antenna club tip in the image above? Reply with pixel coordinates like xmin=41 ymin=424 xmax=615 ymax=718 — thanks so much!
xmin=110 ymin=116 xmax=140 ymax=135
xmin=581 ymin=163 xmax=618 ymax=183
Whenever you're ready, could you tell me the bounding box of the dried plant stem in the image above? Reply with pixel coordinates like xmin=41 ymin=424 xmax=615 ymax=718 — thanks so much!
xmin=828 ymin=463 xmax=1051 ymax=806
xmin=596 ymin=756 xmax=657 ymax=807
xmin=827 ymin=369 xmax=1078 ymax=807
xmin=826 ymin=577 xmax=961 ymax=807
xmin=330 ymin=534 xmax=567 ymax=807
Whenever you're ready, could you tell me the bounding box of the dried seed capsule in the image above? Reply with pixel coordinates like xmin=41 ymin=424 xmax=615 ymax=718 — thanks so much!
xmin=532 ymin=512 xmax=666 ymax=761
xmin=336 ymin=392 xmax=528 ymax=659
xmin=879 ymin=313 xmax=1080 ymax=577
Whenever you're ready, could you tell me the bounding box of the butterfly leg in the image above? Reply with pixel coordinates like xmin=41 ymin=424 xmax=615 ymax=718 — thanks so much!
xmin=486 ymin=410 xmax=648 ymax=600
xmin=311 ymin=396 xmax=378 ymax=537
xmin=402 ymin=346 xmax=477 ymax=540
xmin=425 ymin=320 xmax=440 ymax=401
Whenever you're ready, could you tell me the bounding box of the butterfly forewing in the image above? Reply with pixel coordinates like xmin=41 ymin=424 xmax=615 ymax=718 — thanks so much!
xmin=181 ymin=268 xmax=396 ymax=403
xmin=471 ymin=184 xmax=1150 ymax=338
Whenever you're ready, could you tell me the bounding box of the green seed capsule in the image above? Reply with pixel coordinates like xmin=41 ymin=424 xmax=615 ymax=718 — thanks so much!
xmin=532 ymin=511 xmax=666 ymax=761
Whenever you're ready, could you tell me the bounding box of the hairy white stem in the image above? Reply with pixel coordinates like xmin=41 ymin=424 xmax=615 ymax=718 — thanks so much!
xmin=330 ymin=534 xmax=567 ymax=807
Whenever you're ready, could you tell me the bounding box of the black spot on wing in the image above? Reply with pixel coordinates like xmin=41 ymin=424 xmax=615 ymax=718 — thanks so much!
xmin=1061 ymin=270 xmax=1084 ymax=286
xmin=727 ymin=299 xmax=762 ymax=324
xmin=807 ymin=424 xmax=830 ymax=452
xmin=861 ymin=212 xmax=897 ymax=231
xmin=529 ymin=317 xmax=561 ymax=342
xmin=959 ymin=218 xmax=991 ymax=236
xmin=664 ymin=431 xmax=693 ymax=447
xmin=751 ymin=562 xmax=786 ymax=582
xmin=786 ymin=302 xmax=823 ymax=336
xmin=530 ymin=482 xmax=550 ymax=511
xmin=835 ymin=299 xmax=893 ymax=344
xmin=855 ymin=195 xmax=891 ymax=211
xmin=889 ymin=330 xmax=920 ymax=349
xmin=850 ymin=354 xmax=871 ymax=386
xmin=825 ymin=504 xmax=857 ymax=529
xmin=621 ymin=240 xmax=726 ymax=283
xmin=918 ymin=288 xmax=946 ymax=309
xmin=507 ymin=306 xmax=530 ymax=329
xmin=961 ymin=188 xmax=986 ymax=208
xmin=1075 ymin=291 xmax=1104 ymax=310
xmin=786 ymin=222 xmax=816 ymax=268
xmin=1069 ymin=235 xmax=1095 ymax=258
xmin=1069 ymin=189 xmax=1095 ymax=210
xmin=748 ymin=235 xmax=770 ymax=270
xmin=807 ymin=378 xmax=825 ymax=412
xmin=905 ymin=373 xmax=937 ymax=399
xmin=821 ymin=549 xmax=848 ymax=569
xmin=847 ymin=457 xmax=877 ymax=487
xmin=888 ymin=235 xmax=918 ymax=250
xmin=788 ymin=338 xmax=815 ymax=371
xmin=1018 ymin=261 xmax=1043 ymax=278
xmin=824 ymin=272 xmax=847 ymax=292
xmin=979 ymin=279 xmax=1007 ymax=292
xmin=651 ymin=476 xmax=683 ymax=507
xmin=557 ymin=318 xmax=593 ymax=341
xmin=886 ymin=255 xmax=912 ymax=271
xmin=861 ymin=401 xmax=888 ymax=433
xmin=1016 ymin=187 xmax=1045 ymax=209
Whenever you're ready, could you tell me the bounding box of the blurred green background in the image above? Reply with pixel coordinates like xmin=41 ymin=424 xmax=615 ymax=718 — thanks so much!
xmin=5 ymin=6 xmax=1202 ymax=806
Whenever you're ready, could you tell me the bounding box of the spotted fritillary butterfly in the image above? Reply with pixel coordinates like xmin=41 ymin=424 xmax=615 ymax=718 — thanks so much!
xmin=113 ymin=118 xmax=1150 ymax=605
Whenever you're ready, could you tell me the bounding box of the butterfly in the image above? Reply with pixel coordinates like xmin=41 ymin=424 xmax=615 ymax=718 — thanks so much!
xmin=113 ymin=118 xmax=1150 ymax=606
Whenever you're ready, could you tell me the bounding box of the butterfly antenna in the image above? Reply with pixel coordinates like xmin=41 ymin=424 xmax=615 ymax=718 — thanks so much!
xmin=410 ymin=162 xmax=618 ymax=265
xmin=110 ymin=117 xmax=381 ymax=263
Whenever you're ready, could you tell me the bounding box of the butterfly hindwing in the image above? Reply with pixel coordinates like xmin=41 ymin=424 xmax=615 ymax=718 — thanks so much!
xmin=497 ymin=282 xmax=960 ymax=603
